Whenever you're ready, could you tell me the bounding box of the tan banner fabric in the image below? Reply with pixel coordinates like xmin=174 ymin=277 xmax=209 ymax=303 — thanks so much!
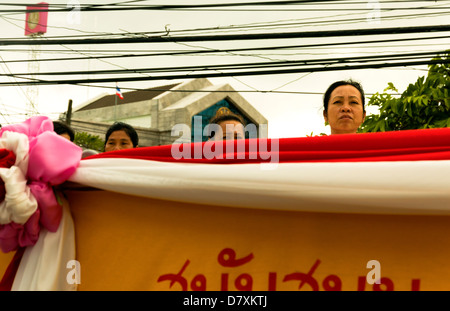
xmin=66 ymin=189 xmax=450 ymax=291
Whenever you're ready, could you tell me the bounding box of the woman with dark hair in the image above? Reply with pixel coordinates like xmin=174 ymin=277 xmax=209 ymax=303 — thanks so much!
xmin=323 ymin=79 xmax=366 ymax=135
xmin=104 ymin=122 xmax=139 ymax=152
xmin=53 ymin=120 xmax=75 ymax=142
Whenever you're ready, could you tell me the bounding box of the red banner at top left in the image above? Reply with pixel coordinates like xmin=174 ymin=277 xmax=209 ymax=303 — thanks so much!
xmin=25 ymin=2 xmax=48 ymax=36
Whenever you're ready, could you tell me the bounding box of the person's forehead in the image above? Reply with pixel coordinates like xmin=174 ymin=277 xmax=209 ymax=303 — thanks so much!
xmin=108 ymin=130 xmax=131 ymax=140
xmin=60 ymin=133 xmax=71 ymax=140
xmin=330 ymin=85 xmax=361 ymax=98
xmin=218 ymin=120 xmax=243 ymax=127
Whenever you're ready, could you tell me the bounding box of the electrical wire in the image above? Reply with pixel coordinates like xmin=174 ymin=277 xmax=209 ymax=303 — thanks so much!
xmin=4 ymin=50 xmax=447 ymax=77
xmin=3 ymin=7 xmax=450 ymax=39
xmin=1 ymin=57 xmax=448 ymax=86
xmin=1 ymin=1 xmax=450 ymax=13
xmin=1 ymin=24 xmax=450 ymax=46
xmin=1 ymin=34 xmax=449 ymax=64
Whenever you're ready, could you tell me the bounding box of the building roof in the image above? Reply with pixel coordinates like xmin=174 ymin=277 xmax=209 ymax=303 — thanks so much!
xmin=77 ymin=83 xmax=181 ymax=112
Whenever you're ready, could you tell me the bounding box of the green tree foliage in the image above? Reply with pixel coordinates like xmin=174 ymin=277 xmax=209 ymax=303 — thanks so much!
xmin=74 ymin=132 xmax=104 ymax=152
xmin=359 ymin=51 xmax=450 ymax=133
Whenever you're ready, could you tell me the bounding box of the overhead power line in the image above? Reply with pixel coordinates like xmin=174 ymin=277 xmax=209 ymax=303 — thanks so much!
xmin=2 ymin=6 xmax=450 ymax=40
xmin=2 ymin=8 xmax=450 ymax=41
xmin=4 ymin=50 xmax=448 ymax=77
xmin=1 ymin=58 xmax=448 ymax=87
xmin=0 ymin=1 xmax=442 ymax=10
xmin=65 ymin=82 xmax=397 ymax=97
xmin=1 ymin=25 xmax=450 ymax=46
xmin=0 ymin=0 xmax=445 ymax=6
xmin=1 ymin=1 xmax=450 ymax=13
xmin=1 ymin=35 xmax=449 ymax=64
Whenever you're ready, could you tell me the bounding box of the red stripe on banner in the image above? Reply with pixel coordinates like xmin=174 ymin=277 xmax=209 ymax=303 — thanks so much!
xmin=84 ymin=128 xmax=450 ymax=164
xmin=0 ymin=247 xmax=25 ymax=291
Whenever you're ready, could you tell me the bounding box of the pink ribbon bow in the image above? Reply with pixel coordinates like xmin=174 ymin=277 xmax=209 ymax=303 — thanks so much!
xmin=0 ymin=116 xmax=82 ymax=253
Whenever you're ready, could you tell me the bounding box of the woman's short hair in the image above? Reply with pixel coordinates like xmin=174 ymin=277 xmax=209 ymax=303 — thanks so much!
xmin=104 ymin=122 xmax=139 ymax=147
xmin=208 ymin=107 xmax=246 ymax=139
xmin=209 ymin=113 xmax=245 ymax=127
xmin=209 ymin=107 xmax=245 ymax=126
xmin=53 ymin=121 xmax=75 ymax=142
xmin=323 ymin=79 xmax=366 ymax=113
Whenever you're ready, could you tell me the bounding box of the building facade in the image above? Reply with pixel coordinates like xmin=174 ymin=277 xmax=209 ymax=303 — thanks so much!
xmin=64 ymin=78 xmax=268 ymax=147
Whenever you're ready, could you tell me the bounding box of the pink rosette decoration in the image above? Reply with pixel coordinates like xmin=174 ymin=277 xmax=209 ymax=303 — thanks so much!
xmin=0 ymin=116 xmax=82 ymax=253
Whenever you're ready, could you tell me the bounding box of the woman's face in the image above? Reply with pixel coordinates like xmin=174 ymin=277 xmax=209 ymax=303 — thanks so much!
xmin=105 ymin=130 xmax=134 ymax=152
xmin=323 ymin=85 xmax=366 ymax=135
xmin=59 ymin=133 xmax=72 ymax=141
xmin=211 ymin=120 xmax=245 ymax=141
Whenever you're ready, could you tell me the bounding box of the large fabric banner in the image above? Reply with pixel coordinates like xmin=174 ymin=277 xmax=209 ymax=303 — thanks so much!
xmin=2 ymin=124 xmax=450 ymax=291
xmin=66 ymin=188 xmax=450 ymax=291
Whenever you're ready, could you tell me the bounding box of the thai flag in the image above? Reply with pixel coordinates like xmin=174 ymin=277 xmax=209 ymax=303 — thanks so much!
xmin=116 ymin=85 xmax=124 ymax=99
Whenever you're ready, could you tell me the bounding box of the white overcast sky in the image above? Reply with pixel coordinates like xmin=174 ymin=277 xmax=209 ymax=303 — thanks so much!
xmin=0 ymin=0 xmax=449 ymax=138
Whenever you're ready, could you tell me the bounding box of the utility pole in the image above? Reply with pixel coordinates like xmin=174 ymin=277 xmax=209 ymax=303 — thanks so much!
xmin=66 ymin=99 xmax=72 ymax=125
xmin=26 ymin=35 xmax=41 ymax=117
xmin=114 ymin=93 xmax=117 ymax=121
xmin=25 ymin=2 xmax=49 ymax=117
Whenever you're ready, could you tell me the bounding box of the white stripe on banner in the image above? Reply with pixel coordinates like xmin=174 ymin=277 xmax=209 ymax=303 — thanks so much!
xmin=69 ymin=158 xmax=450 ymax=215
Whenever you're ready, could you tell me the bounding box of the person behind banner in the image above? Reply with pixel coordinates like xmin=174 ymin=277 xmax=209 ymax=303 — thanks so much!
xmin=104 ymin=121 xmax=139 ymax=152
xmin=53 ymin=120 xmax=75 ymax=142
xmin=323 ymin=79 xmax=366 ymax=135
xmin=207 ymin=108 xmax=246 ymax=141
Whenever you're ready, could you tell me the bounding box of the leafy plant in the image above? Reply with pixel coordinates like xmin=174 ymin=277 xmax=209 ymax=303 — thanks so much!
xmin=74 ymin=131 xmax=105 ymax=152
xmin=306 ymin=131 xmax=328 ymax=137
xmin=359 ymin=51 xmax=450 ymax=133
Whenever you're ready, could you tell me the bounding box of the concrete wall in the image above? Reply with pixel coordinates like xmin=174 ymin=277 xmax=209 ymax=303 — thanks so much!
xmin=71 ymin=99 xmax=154 ymax=124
